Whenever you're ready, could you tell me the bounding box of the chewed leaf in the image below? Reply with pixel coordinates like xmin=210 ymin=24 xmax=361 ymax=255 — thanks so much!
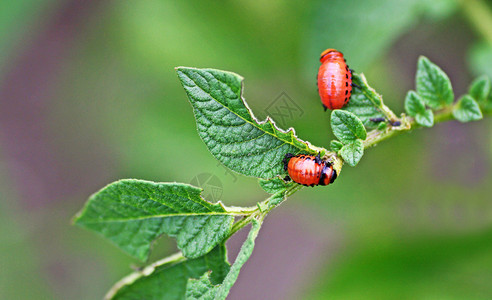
xmin=176 ymin=67 xmax=317 ymax=179
xmin=106 ymin=245 xmax=229 ymax=299
xmin=73 ymin=179 xmax=234 ymax=261
xmin=186 ymin=272 xmax=219 ymax=300
xmin=416 ymin=56 xmax=454 ymax=109
xmin=352 ymin=73 xmax=382 ymax=107
xmin=343 ymin=74 xmax=386 ymax=129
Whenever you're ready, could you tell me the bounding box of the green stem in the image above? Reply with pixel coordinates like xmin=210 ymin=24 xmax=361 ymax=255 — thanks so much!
xmin=223 ymin=205 xmax=260 ymax=215
xmin=363 ymin=106 xmax=454 ymax=150
xmin=285 ymin=183 xmax=303 ymax=197
xmin=460 ymin=0 xmax=492 ymax=45
xmin=380 ymin=103 xmax=399 ymax=123
xmin=432 ymin=106 xmax=455 ymax=123
xmin=228 ymin=214 xmax=256 ymax=238
xmin=226 ymin=182 xmax=303 ymax=239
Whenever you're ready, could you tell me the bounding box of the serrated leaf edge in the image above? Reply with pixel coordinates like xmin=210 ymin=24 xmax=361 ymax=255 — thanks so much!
xmin=176 ymin=67 xmax=321 ymax=155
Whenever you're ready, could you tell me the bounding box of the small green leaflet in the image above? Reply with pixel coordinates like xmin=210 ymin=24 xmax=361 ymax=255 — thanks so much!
xmin=106 ymin=245 xmax=230 ymax=300
xmin=416 ymin=56 xmax=454 ymax=109
xmin=331 ymin=110 xmax=367 ymax=144
xmin=452 ymin=95 xmax=483 ymax=123
xmin=330 ymin=110 xmax=366 ymax=166
xmin=404 ymin=90 xmax=426 ymax=116
xmin=468 ymin=75 xmax=490 ymax=104
xmin=185 ymin=218 xmax=262 ymax=300
xmin=73 ymin=179 xmax=235 ymax=261
xmin=176 ymin=67 xmax=316 ymax=179
xmin=330 ymin=140 xmax=343 ymax=152
xmin=340 ymin=140 xmax=364 ymax=167
xmin=343 ymin=74 xmax=386 ymax=129
xmin=469 ymin=75 xmax=492 ymax=112
xmin=404 ymin=91 xmax=434 ymax=127
xmin=415 ymin=110 xmax=434 ymax=128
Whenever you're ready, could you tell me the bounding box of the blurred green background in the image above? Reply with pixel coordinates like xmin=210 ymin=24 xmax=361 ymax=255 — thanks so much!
xmin=1 ymin=0 xmax=492 ymax=299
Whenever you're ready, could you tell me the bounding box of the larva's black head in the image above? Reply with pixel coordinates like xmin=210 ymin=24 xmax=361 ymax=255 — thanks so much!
xmin=330 ymin=168 xmax=337 ymax=184
xmin=283 ymin=153 xmax=295 ymax=171
xmin=319 ymin=162 xmax=337 ymax=186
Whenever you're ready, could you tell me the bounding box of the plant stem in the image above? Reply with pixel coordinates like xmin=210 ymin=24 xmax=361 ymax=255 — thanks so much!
xmin=226 ymin=182 xmax=304 ymax=239
xmin=363 ymin=106 xmax=454 ymax=150
xmin=224 ymin=205 xmax=261 ymax=215
xmin=229 ymin=214 xmax=256 ymax=237
xmin=460 ymin=0 xmax=492 ymax=45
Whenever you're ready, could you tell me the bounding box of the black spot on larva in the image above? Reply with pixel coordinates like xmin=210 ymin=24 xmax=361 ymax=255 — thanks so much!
xmin=345 ymin=97 xmax=348 ymax=101
xmin=345 ymin=90 xmax=348 ymax=95
xmin=345 ymin=82 xmax=348 ymax=87
xmin=346 ymin=74 xmax=349 ymax=79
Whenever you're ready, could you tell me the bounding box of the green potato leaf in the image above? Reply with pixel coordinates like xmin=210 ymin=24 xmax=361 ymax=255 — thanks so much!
xmin=73 ymin=179 xmax=235 ymax=261
xmin=176 ymin=67 xmax=316 ymax=180
xmin=416 ymin=56 xmax=454 ymax=109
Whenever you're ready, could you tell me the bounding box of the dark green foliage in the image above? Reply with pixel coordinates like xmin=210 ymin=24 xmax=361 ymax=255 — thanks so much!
xmin=73 ymin=180 xmax=234 ymax=261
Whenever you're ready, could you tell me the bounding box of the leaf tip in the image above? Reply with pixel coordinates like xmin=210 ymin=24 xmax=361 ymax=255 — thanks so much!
xmin=417 ymin=55 xmax=429 ymax=63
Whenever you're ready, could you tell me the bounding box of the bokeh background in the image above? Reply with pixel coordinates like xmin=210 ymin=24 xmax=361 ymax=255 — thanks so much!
xmin=1 ymin=0 xmax=492 ymax=299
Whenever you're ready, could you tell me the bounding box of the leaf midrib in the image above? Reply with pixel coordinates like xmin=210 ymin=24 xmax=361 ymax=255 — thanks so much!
xmin=181 ymin=69 xmax=309 ymax=153
xmin=77 ymin=211 xmax=237 ymax=225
